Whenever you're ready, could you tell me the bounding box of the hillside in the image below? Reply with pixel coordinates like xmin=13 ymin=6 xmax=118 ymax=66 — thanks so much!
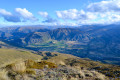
xmin=0 ymin=60 xmax=108 ymax=80
xmin=0 ymin=48 xmax=42 ymax=68
xmin=0 ymin=49 xmax=119 ymax=80
xmin=39 ymin=51 xmax=120 ymax=79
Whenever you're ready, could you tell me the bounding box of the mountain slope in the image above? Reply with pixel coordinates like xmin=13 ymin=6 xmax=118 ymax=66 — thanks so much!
xmin=39 ymin=51 xmax=120 ymax=79
xmin=0 ymin=49 xmax=119 ymax=80
xmin=0 ymin=25 xmax=120 ymax=65
xmin=0 ymin=48 xmax=42 ymax=68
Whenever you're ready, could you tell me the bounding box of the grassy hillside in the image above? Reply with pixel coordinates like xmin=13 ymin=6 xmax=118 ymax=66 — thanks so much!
xmin=0 ymin=48 xmax=42 ymax=68
xmin=0 ymin=49 xmax=119 ymax=79
xmin=39 ymin=51 xmax=120 ymax=79
xmin=0 ymin=59 xmax=108 ymax=80
xmin=0 ymin=51 xmax=108 ymax=80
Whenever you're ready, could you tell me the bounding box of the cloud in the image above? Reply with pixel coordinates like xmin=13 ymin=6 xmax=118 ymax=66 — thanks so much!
xmin=15 ymin=8 xmax=38 ymax=21
xmin=2 ymin=15 xmax=21 ymax=22
xmin=42 ymin=17 xmax=57 ymax=23
xmin=56 ymin=9 xmax=79 ymax=20
xmin=0 ymin=9 xmax=12 ymax=16
xmin=38 ymin=12 xmax=48 ymax=18
xmin=0 ymin=8 xmax=21 ymax=22
xmin=87 ymin=0 xmax=120 ymax=12
xmin=0 ymin=8 xmax=38 ymax=22
xmin=38 ymin=11 xmax=57 ymax=23
xmin=85 ymin=0 xmax=120 ymax=25
xmin=1 ymin=0 xmax=120 ymax=26
xmin=55 ymin=0 xmax=120 ymax=25
xmin=38 ymin=0 xmax=120 ymax=25
xmin=56 ymin=9 xmax=97 ymax=21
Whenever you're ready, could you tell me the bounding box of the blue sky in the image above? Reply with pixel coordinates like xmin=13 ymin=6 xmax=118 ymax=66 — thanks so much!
xmin=0 ymin=0 xmax=120 ymax=26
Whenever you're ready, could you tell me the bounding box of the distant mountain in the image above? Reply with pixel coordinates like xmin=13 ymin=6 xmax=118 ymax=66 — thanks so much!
xmin=0 ymin=25 xmax=120 ymax=65
xmin=49 ymin=28 xmax=84 ymax=41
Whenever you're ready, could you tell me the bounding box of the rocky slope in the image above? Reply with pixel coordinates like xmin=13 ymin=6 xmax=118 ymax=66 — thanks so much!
xmin=0 ymin=54 xmax=108 ymax=80
xmin=0 ymin=50 xmax=120 ymax=80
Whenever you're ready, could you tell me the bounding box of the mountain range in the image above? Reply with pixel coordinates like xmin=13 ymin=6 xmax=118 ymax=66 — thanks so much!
xmin=0 ymin=24 xmax=120 ymax=65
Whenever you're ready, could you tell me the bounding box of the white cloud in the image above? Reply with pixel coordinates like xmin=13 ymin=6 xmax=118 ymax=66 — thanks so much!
xmin=86 ymin=0 xmax=120 ymax=24
xmin=56 ymin=9 xmax=97 ymax=21
xmin=38 ymin=12 xmax=48 ymax=18
xmin=56 ymin=9 xmax=78 ymax=20
xmin=0 ymin=8 xmax=38 ymax=22
xmin=0 ymin=9 xmax=12 ymax=16
xmin=55 ymin=0 xmax=120 ymax=25
xmin=56 ymin=9 xmax=79 ymax=20
xmin=1 ymin=0 xmax=120 ymax=26
xmin=38 ymin=11 xmax=57 ymax=23
xmin=15 ymin=8 xmax=37 ymax=21
xmin=0 ymin=8 xmax=21 ymax=22
xmin=87 ymin=0 xmax=120 ymax=12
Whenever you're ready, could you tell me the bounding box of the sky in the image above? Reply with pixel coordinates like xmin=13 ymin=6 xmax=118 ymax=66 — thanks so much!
xmin=0 ymin=0 xmax=120 ymax=26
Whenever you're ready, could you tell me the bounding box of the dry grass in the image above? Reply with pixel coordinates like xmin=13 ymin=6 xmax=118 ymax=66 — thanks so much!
xmin=91 ymin=70 xmax=106 ymax=80
xmin=0 ymin=48 xmax=42 ymax=68
xmin=0 ymin=69 xmax=9 ymax=80
xmin=4 ymin=59 xmax=58 ymax=80
xmin=79 ymin=70 xmax=85 ymax=78
xmin=0 ymin=58 xmax=108 ymax=80
xmin=26 ymin=59 xmax=57 ymax=69
xmin=11 ymin=61 xmax=26 ymax=74
xmin=0 ymin=49 xmax=118 ymax=80
xmin=41 ymin=52 xmax=120 ymax=79
xmin=44 ymin=52 xmax=77 ymax=65
xmin=85 ymin=71 xmax=93 ymax=77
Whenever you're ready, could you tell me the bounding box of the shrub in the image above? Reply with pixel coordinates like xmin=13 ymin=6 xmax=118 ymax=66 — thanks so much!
xmin=26 ymin=69 xmax=36 ymax=75
xmin=26 ymin=59 xmax=57 ymax=69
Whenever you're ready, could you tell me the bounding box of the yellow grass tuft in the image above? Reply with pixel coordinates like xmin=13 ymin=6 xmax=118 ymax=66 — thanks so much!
xmin=11 ymin=61 xmax=26 ymax=74
xmin=79 ymin=70 xmax=85 ymax=78
xmin=91 ymin=71 xmax=106 ymax=80
xmin=0 ymin=69 xmax=9 ymax=80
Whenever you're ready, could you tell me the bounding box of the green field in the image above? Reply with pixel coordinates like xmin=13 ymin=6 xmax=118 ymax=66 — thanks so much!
xmin=27 ymin=40 xmax=68 ymax=48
